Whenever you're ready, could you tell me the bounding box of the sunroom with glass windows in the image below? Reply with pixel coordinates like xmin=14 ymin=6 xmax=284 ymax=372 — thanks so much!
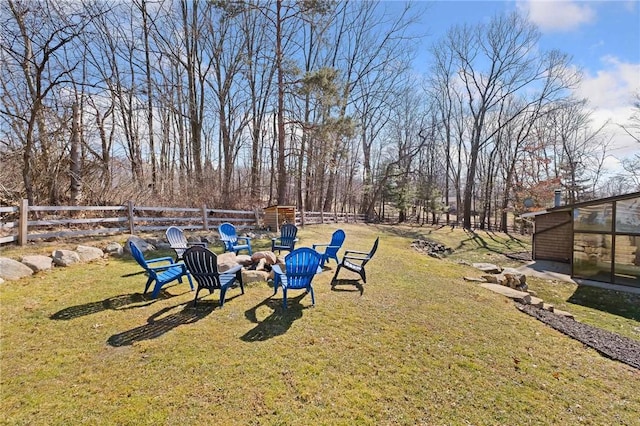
xmin=529 ymin=192 xmax=640 ymax=289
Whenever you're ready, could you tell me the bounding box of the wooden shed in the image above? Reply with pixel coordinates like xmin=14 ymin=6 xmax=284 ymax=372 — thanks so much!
xmin=263 ymin=205 xmax=296 ymax=232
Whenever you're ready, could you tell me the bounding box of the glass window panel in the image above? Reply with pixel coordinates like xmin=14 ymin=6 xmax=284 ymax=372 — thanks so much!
xmin=573 ymin=203 xmax=613 ymax=232
xmin=573 ymin=233 xmax=612 ymax=282
xmin=614 ymin=235 xmax=640 ymax=288
xmin=615 ymin=197 xmax=640 ymax=234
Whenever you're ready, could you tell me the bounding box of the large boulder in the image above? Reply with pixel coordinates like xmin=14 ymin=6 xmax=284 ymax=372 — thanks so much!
xmin=76 ymin=245 xmax=104 ymax=262
xmin=473 ymin=263 xmax=502 ymax=274
xmin=251 ymin=251 xmax=277 ymax=265
xmin=235 ymin=254 xmax=253 ymax=266
xmin=52 ymin=250 xmax=81 ymax=267
xmin=217 ymin=251 xmax=237 ymax=264
xmin=124 ymin=236 xmax=155 ymax=253
xmin=21 ymin=255 xmax=54 ymax=272
xmin=502 ymin=267 xmax=527 ymax=286
xmin=104 ymin=242 xmax=124 ymax=257
xmin=0 ymin=257 xmax=34 ymax=280
xmin=213 ymin=251 xmax=238 ymax=273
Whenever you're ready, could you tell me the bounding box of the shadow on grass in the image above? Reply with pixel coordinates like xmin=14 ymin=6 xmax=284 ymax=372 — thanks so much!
xmin=331 ymin=279 xmax=364 ymax=295
xmin=568 ymin=286 xmax=640 ymax=322
xmin=49 ymin=289 xmax=183 ymax=320
xmin=455 ymin=229 xmax=528 ymax=256
xmin=241 ymin=294 xmax=308 ymax=342
xmin=485 ymin=230 xmax=528 ymax=250
xmin=375 ymin=225 xmax=432 ymax=240
xmin=107 ymin=301 xmax=217 ymax=347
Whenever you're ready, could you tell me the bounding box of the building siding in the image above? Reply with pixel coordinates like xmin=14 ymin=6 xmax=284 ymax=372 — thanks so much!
xmin=533 ymin=211 xmax=572 ymax=262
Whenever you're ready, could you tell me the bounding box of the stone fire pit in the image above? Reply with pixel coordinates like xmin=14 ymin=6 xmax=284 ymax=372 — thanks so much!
xmin=218 ymin=250 xmax=284 ymax=284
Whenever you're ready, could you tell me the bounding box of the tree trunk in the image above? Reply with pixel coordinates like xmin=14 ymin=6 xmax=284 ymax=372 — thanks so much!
xmin=70 ymin=102 xmax=82 ymax=205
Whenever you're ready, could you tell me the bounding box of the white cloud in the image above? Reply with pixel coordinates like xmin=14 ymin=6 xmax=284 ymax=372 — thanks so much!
xmin=575 ymin=57 xmax=640 ymax=163
xmin=579 ymin=56 xmax=640 ymax=109
xmin=517 ymin=0 xmax=596 ymax=32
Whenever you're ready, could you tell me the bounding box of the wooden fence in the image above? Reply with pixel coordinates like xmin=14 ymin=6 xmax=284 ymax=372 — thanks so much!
xmin=296 ymin=210 xmax=366 ymax=225
xmin=0 ymin=200 xmax=366 ymax=246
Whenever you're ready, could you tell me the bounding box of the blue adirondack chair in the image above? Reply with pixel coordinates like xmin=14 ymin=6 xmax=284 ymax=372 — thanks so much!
xmin=165 ymin=226 xmax=207 ymax=262
xmin=272 ymin=247 xmax=322 ymax=308
xmin=271 ymin=223 xmax=298 ymax=254
xmin=218 ymin=222 xmax=252 ymax=255
xmin=182 ymin=246 xmax=244 ymax=307
xmin=331 ymin=237 xmax=379 ymax=284
xmin=312 ymin=229 xmax=346 ymax=268
xmin=128 ymin=240 xmax=193 ymax=299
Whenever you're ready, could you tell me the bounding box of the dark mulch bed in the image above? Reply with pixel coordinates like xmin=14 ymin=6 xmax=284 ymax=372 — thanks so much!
xmin=517 ymin=303 xmax=640 ymax=370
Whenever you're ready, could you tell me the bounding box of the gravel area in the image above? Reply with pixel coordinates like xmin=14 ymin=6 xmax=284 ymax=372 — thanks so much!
xmin=517 ymin=303 xmax=640 ymax=370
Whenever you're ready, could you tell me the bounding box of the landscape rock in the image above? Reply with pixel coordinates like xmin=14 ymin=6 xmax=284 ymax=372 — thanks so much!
xmin=553 ymin=308 xmax=575 ymax=320
xmin=21 ymin=255 xmax=54 ymax=272
xmin=463 ymin=276 xmax=487 ymax=282
xmin=482 ymin=274 xmax=499 ymax=284
xmin=0 ymin=277 xmax=4 ymax=284
xmin=214 ymin=252 xmax=238 ymax=272
xmin=52 ymin=250 xmax=81 ymax=267
xmin=201 ymin=234 xmax=219 ymax=244
xmin=105 ymin=242 xmax=124 ymax=257
xmin=76 ymin=245 xmax=104 ymax=262
xmin=124 ymin=236 xmax=155 ymax=253
xmin=529 ymin=296 xmax=544 ymax=308
xmin=473 ymin=263 xmax=503 ymax=274
xmin=479 ymin=283 xmax=531 ymax=304
xmin=235 ymin=254 xmax=253 ymax=266
xmin=241 ymin=269 xmax=270 ymax=284
xmin=0 ymin=257 xmax=35 ymax=280
xmin=412 ymin=239 xmax=453 ymax=257
xmin=217 ymin=251 xmax=238 ymax=264
xmin=251 ymin=251 xmax=277 ymax=265
xmin=502 ymin=267 xmax=527 ymax=285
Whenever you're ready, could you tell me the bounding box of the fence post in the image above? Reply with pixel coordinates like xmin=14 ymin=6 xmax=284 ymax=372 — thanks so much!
xmin=18 ymin=198 xmax=28 ymax=246
xmin=127 ymin=200 xmax=135 ymax=234
xmin=202 ymin=204 xmax=208 ymax=231
xmin=320 ymin=210 xmax=324 ymax=224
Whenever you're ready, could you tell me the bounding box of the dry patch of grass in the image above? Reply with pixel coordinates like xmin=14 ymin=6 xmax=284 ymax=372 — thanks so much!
xmin=1 ymin=223 xmax=639 ymax=424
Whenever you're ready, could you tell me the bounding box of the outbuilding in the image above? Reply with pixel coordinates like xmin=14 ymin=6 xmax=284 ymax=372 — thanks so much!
xmin=523 ymin=191 xmax=640 ymax=288
xmin=263 ymin=205 xmax=296 ymax=232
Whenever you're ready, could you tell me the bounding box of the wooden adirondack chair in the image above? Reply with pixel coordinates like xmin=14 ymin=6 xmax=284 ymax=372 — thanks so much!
xmin=165 ymin=226 xmax=207 ymax=261
xmin=271 ymin=247 xmax=322 ymax=308
xmin=182 ymin=246 xmax=244 ymax=307
xmin=128 ymin=240 xmax=193 ymax=299
xmin=218 ymin=222 xmax=252 ymax=255
xmin=271 ymin=223 xmax=298 ymax=254
xmin=312 ymin=229 xmax=346 ymax=268
xmin=331 ymin=237 xmax=379 ymax=284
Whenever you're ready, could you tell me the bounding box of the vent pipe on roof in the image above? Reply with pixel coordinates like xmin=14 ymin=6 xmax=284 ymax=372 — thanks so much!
xmin=554 ymin=189 xmax=562 ymax=207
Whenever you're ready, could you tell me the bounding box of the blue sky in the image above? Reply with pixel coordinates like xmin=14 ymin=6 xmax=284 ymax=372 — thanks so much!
xmin=389 ymin=0 xmax=640 ymax=172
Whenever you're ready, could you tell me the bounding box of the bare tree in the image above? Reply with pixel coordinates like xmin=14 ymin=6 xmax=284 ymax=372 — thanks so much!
xmin=440 ymin=12 xmax=578 ymax=229
xmin=1 ymin=0 xmax=92 ymax=203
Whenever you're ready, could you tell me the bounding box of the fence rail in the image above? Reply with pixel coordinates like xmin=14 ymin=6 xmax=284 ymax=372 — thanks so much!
xmin=297 ymin=210 xmax=366 ymax=225
xmin=0 ymin=200 xmax=366 ymax=246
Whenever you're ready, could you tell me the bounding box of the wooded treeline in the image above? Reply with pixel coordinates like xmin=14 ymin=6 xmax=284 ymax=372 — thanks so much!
xmin=1 ymin=0 xmax=638 ymax=230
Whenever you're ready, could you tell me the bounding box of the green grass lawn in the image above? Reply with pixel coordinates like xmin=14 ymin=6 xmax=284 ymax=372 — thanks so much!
xmin=1 ymin=223 xmax=639 ymax=425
